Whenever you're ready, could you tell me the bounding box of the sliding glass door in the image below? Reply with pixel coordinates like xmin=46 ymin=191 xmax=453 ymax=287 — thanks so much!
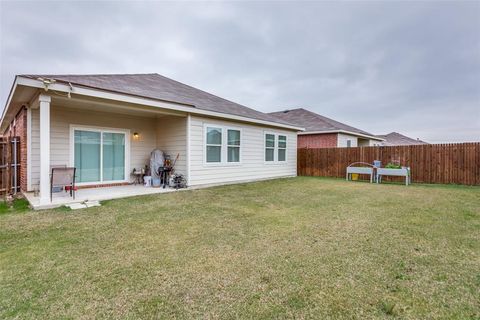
xmin=74 ymin=128 xmax=126 ymax=183
xmin=102 ymin=132 xmax=125 ymax=181
xmin=74 ymin=130 xmax=101 ymax=182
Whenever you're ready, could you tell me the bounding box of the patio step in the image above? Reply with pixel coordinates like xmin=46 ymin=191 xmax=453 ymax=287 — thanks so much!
xmin=66 ymin=200 xmax=101 ymax=210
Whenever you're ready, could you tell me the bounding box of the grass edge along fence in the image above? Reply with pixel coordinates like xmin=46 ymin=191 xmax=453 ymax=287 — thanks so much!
xmin=297 ymin=142 xmax=480 ymax=185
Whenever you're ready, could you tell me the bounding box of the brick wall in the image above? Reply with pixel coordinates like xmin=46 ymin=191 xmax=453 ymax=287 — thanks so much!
xmin=3 ymin=107 xmax=28 ymax=191
xmin=77 ymin=182 xmax=130 ymax=189
xmin=298 ymin=133 xmax=338 ymax=148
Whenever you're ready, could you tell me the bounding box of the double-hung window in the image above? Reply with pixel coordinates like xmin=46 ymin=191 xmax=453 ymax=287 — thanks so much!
xmin=265 ymin=133 xmax=287 ymax=163
xmin=265 ymin=134 xmax=275 ymax=162
xmin=206 ymin=127 xmax=222 ymax=163
xmin=227 ymin=129 xmax=241 ymax=162
xmin=205 ymin=125 xmax=241 ymax=164
xmin=278 ymin=135 xmax=287 ymax=161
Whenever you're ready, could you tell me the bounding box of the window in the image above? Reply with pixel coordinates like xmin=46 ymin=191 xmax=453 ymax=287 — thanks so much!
xmin=206 ymin=127 xmax=222 ymax=163
xmin=347 ymin=140 xmax=352 ymax=148
xmin=265 ymin=134 xmax=275 ymax=161
xmin=227 ymin=129 xmax=240 ymax=162
xmin=205 ymin=125 xmax=241 ymax=164
xmin=265 ymin=133 xmax=287 ymax=163
xmin=73 ymin=128 xmax=127 ymax=183
xmin=278 ymin=135 xmax=287 ymax=161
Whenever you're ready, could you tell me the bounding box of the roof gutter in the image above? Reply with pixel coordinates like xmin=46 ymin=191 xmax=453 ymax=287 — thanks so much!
xmin=5 ymin=76 xmax=304 ymax=132
xmin=299 ymin=129 xmax=384 ymax=141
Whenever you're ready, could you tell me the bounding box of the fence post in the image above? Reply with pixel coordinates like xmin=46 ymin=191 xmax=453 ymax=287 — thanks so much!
xmin=12 ymin=137 xmax=17 ymax=195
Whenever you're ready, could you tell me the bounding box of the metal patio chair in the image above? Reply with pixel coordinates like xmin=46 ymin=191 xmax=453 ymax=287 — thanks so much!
xmin=50 ymin=167 xmax=76 ymax=201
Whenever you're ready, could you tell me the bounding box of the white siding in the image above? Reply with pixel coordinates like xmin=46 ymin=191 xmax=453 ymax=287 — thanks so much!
xmin=30 ymin=106 xmax=158 ymax=190
xmin=188 ymin=115 xmax=297 ymax=186
xmin=341 ymin=135 xmax=382 ymax=147
xmin=29 ymin=106 xmax=297 ymax=190
xmin=156 ymin=116 xmax=187 ymax=175
xmin=337 ymin=133 xmax=358 ymax=147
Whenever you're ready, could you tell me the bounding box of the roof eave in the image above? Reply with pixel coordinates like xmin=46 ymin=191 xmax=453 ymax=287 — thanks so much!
xmin=9 ymin=76 xmax=304 ymax=132
xmin=0 ymin=76 xmax=19 ymax=131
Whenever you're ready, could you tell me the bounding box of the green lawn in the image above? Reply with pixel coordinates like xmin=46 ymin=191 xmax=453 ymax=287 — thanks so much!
xmin=1 ymin=177 xmax=479 ymax=319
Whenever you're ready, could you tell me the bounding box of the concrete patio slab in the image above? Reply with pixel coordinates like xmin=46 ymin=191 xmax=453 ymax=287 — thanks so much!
xmin=24 ymin=184 xmax=182 ymax=210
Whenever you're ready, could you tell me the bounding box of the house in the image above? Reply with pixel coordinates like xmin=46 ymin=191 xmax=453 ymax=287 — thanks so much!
xmin=1 ymin=74 xmax=303 ymax=208
xmin=377 ymin=132 xmax=428 ymax=146
xmin=269 ymin=108 xmax=383 ymax=148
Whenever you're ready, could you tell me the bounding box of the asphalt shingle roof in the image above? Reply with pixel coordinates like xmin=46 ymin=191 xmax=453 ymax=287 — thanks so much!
xmin=269 ymin=108 xmax=379 ymax=138
xmin=20 ymin=73 xmax=297 ymax=127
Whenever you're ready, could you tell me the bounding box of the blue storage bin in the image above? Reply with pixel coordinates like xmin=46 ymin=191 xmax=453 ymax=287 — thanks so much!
xmin=152 ymin=178 xmax=161 ymax=187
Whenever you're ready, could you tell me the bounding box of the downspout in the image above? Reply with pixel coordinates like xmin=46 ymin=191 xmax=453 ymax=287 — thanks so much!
xmin=186 ymin=114 xmax=191 ymax=186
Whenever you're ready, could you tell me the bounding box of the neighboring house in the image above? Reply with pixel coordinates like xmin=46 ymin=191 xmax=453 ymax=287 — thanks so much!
xmin=269 ymin=108 xmax=383 ymax=148
xmin=1 ymin=73 xmax=302 ymax=206
xmin=377 ymin=132 xmax=428 ymax=146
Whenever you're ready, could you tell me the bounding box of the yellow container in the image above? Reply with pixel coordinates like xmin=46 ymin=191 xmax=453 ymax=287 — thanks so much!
xmin=351 ymin=173 xmax=359 ymax=181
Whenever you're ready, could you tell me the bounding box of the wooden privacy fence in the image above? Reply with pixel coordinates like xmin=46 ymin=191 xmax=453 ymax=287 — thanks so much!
xmin=298 ymin=143 xmax=480 ymax=185
xmin=0 ymin=136 xmax=21 ymax=197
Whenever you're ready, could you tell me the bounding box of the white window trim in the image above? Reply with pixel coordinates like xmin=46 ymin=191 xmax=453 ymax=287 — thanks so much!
xmin=226 ymin=128 xmax=241 ymax=164
xmin=264 ymin=132 xmax=276 ymax=163
xmin=69 ymin=124 xmax=131 ymax=186
xmin=205 ymin=126 xmax=223 ymax=164
xmin=264 ymin=131 xmax=288 ymax=165
xmin=203 ymin=123 xmax=242 ymax=167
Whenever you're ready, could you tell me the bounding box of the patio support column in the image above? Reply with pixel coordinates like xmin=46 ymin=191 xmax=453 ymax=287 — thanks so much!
xmin=39 ymin=94 xmax=51 ymax=204
xmin=26 ymin=106 xmax=32 ymax=191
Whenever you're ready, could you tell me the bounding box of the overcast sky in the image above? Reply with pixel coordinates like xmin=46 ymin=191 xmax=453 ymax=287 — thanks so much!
xmin=1 ymin=1 xmax=479 ymax=142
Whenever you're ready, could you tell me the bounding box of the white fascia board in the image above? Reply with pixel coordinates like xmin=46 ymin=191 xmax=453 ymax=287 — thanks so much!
xmin=0 ymin=77 xmax=19 ymax=129
xmin=14 ymin=77 xmax=304 ymax=132
xmin=299 ymin=130 xmax=384 ymax=141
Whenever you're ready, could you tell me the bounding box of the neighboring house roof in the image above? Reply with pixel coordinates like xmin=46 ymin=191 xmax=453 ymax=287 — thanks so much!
xmin=377 ymin=132 xmax=428 ymax=146
xmin=18 ymin=73 xmax=298 ymax=129
xmin=268 ymin=108 xmax=382 ymax=140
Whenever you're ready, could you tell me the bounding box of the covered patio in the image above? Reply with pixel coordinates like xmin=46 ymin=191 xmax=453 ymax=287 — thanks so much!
xmin=23 ymin=90 xmax=188 ymax=208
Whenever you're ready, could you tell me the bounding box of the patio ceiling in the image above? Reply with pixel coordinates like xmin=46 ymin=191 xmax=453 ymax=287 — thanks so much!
xmin=51 ymin=94 xmax=187 ymax=118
